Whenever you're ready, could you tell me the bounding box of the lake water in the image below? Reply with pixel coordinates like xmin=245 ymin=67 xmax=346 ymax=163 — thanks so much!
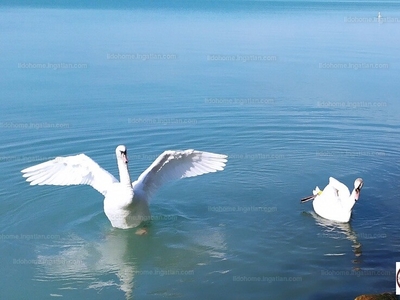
xmin=1 ymin=1 xmax=400 ymax=299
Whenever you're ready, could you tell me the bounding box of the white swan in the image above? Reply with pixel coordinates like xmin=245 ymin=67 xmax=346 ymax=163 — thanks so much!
xmin=21 ymin=145 xmax=228 ymax=229
xmin=301 ymin=177 xmax=364 ymax=223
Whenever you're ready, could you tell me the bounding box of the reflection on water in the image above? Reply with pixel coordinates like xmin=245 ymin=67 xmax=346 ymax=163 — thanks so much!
xmin=34 ymin=230 xmax=137 ymax=299
xmin=308 ymin=211 xmax=362 ymax=269
xmin=32 ymin=224 xmax=227 ymax=299
xmin=1 ymin=1 xmax=399 ymax=297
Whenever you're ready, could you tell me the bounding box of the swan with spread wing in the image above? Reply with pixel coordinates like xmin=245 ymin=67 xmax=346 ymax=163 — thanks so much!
xmin=21 ymin=145 xmax=228 ymax=229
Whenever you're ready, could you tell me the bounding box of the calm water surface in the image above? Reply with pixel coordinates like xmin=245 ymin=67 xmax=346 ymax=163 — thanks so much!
xmin=1 ymin=1 xmax=400 ymax=299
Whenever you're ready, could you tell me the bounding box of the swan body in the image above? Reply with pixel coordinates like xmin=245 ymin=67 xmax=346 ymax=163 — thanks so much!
xmin=22 ymin=145 xmax=228 ymax=229
xmin=301 ymin=177 xmax=364 ymax=223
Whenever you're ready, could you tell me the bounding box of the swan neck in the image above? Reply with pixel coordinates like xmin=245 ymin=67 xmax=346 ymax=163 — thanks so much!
xmin=117 ymin=160 xmax=132 ymax=187
xmin=345 ymin=189 xmax=359 ymax=210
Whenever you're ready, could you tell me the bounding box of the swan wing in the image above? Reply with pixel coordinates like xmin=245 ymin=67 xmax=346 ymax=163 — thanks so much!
xmin=133 ymin=150 xmax=227 ymax=199
xmin=21 ymin=154 xmax=118 ymax=196
xmin=328 ymin=177 xmax=350 ymax=200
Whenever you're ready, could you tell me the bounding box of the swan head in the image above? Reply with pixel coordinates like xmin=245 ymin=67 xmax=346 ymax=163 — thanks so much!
xmin=354 ymin=178 xmax=364 ymax=200
xmin=116 ymin=145 xmax=128 ymax=164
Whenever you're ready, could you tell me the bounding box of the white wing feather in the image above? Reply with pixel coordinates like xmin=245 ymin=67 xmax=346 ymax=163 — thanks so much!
xmin=328 ymin=177 xmax=350 ymax=199
xmin=133 ymin=150 xmax=227 ymax=199
xmin=21 ymin=154 xmax=118 ymax=196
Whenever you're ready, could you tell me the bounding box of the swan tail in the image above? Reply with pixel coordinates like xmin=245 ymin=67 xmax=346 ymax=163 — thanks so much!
xmin=313 ymin=186 xmax=322 ymax=195
xmin=301 ymin=187 xmax=322 ymax=203
xmin=300 ymin=195 xmax=315 ymax=203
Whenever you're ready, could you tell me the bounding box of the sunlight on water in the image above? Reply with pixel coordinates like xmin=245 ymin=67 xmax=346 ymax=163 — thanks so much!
xmin=0 ymin=1 xmax=399 ymax=299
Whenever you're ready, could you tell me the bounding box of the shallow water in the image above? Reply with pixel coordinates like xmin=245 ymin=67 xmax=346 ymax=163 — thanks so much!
xmin=1 ymin=1 xmax=400 ymax=299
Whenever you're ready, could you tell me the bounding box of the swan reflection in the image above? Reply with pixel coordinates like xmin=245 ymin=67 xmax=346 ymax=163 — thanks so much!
xmin=32 ymin=223 xmax=227 ymax=299
xmin=34 ymin=229 xmax=140 ymax=299
xmin=307 ymin=211 xmax=362 ymax=267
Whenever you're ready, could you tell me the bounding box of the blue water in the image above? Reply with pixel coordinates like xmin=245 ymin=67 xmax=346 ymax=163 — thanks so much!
xmin=1 ymin=1 xmax=400 ymax=299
